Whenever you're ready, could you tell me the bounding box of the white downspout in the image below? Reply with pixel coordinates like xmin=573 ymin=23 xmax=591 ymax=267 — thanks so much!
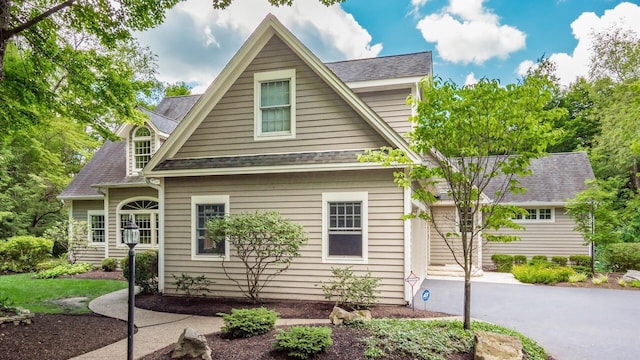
xmin=404 ymin=186 xmax=413 ymax=304
xmin=147 ymin=178 xmax=165 ymax=293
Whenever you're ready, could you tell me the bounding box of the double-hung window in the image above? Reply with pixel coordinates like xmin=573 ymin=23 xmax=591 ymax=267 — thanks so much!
xmin=254 ymin=69 xmax=296 ymax=140
xmin=191 ymin=195 xmax=230 ymax=260
xmin=322 ymin=192 xmax=368 ymax=264
xmin=87 ymin=210 xmax=105 ymax=244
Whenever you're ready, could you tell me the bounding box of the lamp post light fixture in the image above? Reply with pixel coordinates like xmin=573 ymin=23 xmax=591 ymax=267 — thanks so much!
xmin=123 ymin=214 xmax=139 ymax=360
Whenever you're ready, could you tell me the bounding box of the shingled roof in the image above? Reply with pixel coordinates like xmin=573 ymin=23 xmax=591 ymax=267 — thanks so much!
xmin=139 ymin=107 xmax=179 ymax=135
xmin=154 ymin=95 xmax=201 ymax=121
xmin=484 ymin=152 xmax=594 ymax=204
xmin=325 ymin=52 xmax=432 ymax=82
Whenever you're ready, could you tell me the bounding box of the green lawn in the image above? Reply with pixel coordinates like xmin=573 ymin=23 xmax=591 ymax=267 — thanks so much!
xmin=0 ymin=273 xmax=127 ymax=314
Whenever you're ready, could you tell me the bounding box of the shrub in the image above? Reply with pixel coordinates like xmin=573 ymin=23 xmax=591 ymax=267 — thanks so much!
xmin=218 ymin=308 xmax=278 ymax=338
xmin=512 ymin=263 xmax=576 ymax=284
xmin=0 ymin=236 xmax=53 ymax=272
xmin=601 ymin=243 xmax=640 ymax=272
xmin=569 ymin=254 xmax=592 ymax=267
xmin=568 ymin=273 xmax=587 ymax=283
xmin=172 ymin=273 xmax=214 ymax=297
xmin=551 ymin=256 xmax=568 ymax=266
xmin=274 ymin=326 xmax=333 ymax=359
xmin=321 ymin=266 xmax=381 ymax=309
xmin=571 ymin=265 xmax=592 ymax=275
xmin=101 ymin=258 xmax=118 ymax=272
xmin=629 ymin=280 xmax=640 ymax=288
xmin=36 ymin=259 xmax=67 ymax=272
xmin=513 ymin=255 xmax=527 ymax=265
xmin=591 ymin=273 xmax=608 ymax=285
xmin=491 ymin=254 xmax=514 ymax=272
xmin=618 ymin=278 xmax=627 ymax=287
xmin=531 ymin=255 xmax=548 ymax=263
xmin=121 ymin=250 xmax=158 ymax=294
xmin=35 ymin=262 xmax=94 ymax=279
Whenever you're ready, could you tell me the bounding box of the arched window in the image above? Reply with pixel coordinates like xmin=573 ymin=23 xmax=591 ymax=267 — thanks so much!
xmin=117 ymin=198 xmax=159 ymax=246
xmin=133 ymin=126 xmax=152 ymax=171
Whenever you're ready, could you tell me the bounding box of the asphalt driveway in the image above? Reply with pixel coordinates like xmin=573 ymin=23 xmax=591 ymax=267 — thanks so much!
xmin=415 ymin=279 xmax=640 ymax=360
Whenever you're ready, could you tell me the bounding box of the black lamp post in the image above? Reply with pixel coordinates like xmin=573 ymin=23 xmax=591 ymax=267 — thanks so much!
xmin=123 ymin=214 xmax=139 ymax=360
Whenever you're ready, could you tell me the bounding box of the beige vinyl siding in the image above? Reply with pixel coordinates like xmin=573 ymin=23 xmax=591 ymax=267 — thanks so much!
xmin=410 ymin=217 xmax=428 ymax=281
xmin=355 ymin=88 xmax=412 ymax=138
xmin=174 ymin=35 xmax=390 ymax=158
xmin=428 ymin=206 xmax=480 ymax=267
xmin=71 ymin=200 xmax=106 ymax=265
xmin=107 ymin=187 xmax=159 ymax=261
xmin=163 ymin=169 xmax=406 ymax=304
xmin=482 ymin=207 xmax=589 ymax=264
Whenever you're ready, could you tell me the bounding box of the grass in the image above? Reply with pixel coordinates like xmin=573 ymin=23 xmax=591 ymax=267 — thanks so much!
xmin=0 ymin=273 xmax=127 ymax=314
xmin=362 ymin=319 xmax=547 ymax=360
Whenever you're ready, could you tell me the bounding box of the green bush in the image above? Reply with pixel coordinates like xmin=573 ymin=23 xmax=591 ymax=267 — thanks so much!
xmin=0 ymin=236 xmax=53 ymax=272
xmin=121 ymin=250 xmax=158 ymax=294
xmin=172 ymin=273 xmax=214 ymax=297
xmin=34 ymin=262 xmax=94 ymax=279
xmin=531 ymin=255 xmax=548 ymax=263
xmin=512 ymin=263 xmax=576 ymax=284
xmin=551 ymin=256 xmax=568 ymax=266
xmin=571 ymin=265 xmax=592 ymax=275
xmin=569 ymin=254 xmax=592 ymax=267
xmin=602 ymin=243 xmax=640 ymax=272
xmin=218 ymin=308 xmax=278 ymax=338
xmin=274 ymin=326 xmax=333 ymax=359
xmin=513 ymin=255 xmax=527 ymax=265
xmin=491 ymin=254 xmax=514 ymax=272
xmin=101 ymin=258 xmax=118 ymax=272
xmin=36 ymin=259 xmax=67 ymax=272
xmin=321 ymin=267 xmax=381 ymax=309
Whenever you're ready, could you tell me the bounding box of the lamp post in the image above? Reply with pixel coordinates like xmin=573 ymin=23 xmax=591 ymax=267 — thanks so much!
xmin=123 ymin=214 xmax=139 ymax=360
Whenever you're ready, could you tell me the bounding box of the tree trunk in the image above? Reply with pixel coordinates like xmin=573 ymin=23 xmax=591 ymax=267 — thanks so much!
xmin=0 ymin=0 xmax=10 ymax=82
xmin=463 ymin=267 xmax=471 ymax=330
xmin=634 ymin=158 xmax=640 ymax=191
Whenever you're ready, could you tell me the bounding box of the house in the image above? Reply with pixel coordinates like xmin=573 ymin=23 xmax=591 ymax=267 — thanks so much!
xmin=59 ymin=14 xmax=593 ymax=305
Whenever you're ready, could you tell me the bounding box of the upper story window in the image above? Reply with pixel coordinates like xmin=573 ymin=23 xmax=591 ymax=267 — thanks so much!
xmin=254 ymin=69 xmax=296 ymax=140
xmin=513 ymin=208 xmax=554 ymax=222
xmin=133 ymin=126 xmax=152 ymax=171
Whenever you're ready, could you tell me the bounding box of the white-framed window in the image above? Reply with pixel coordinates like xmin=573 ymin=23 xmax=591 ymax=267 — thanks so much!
xmin=322 ymin=192 xmax=368 ymax=264
xmin=457 ymin=205 xmax=474 ymax=233
xmin=191 ymin=195 xmax=230 ymax=261
xmin=513 ymin=208 xmax=555 ymax=222
xmin=87 ymin=210 xmax=105 ymax=244
xmin=254 ymin=69 xmax=296 ymax=140
xmin=133 ymin=126 xmax=152 ymax=171
xmin=117 ymin=198 xmax=159 ymax=247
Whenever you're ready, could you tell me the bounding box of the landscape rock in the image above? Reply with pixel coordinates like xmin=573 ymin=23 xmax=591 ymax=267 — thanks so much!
xmin=329 ymin=306 xmax=372 ymax=325
xmin=171 ymin=327 xmax=212 ymax=360
xmin=623 ymin=270 xmax=640 ymax=282
xmin=474 ymin=331 xmax=523 ymax=360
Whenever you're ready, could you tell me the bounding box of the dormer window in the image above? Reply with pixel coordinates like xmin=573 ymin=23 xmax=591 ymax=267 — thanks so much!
xmin=254 ymin=69 xmax=296 ymax=140
xmin=133 ymin=126 xmax=152 ymax=171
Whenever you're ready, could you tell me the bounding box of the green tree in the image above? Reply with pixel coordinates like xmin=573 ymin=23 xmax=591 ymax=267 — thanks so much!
xmin=207 ymin=210 xmax=308 ymax=302
xmin=164 ymin=81 xmax=192 ymax=97
xmin=212 ymin=0 xmax=344 ymax=9
xmin=361 ymin=74 xmax=563 ymax=329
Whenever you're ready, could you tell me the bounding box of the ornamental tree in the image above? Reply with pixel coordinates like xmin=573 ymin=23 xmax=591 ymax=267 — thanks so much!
xmin=361 ymin=73 xmax=564 ymax=329
xmin=207 ymin=210 xmax=308 ymax=302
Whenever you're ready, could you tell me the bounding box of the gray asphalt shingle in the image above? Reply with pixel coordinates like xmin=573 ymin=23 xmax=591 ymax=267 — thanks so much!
xmin=326 ymin=52 xmax=432 ymax=82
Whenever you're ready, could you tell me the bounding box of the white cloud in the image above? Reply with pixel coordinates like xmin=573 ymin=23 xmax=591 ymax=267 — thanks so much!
xmin=516 ymin=60 xmax=535 ymax=77
xmin=464 ymin=72 xmax=478 ymax=86
xmin=416 ymin=0 xmax=526 ymax=65
xmin=410 ymin=0 xmax=429 ymax=16
xmin=516 ymin=2 xmax=640 ymax=86
xmin=136 ymin=0 xmax=382 ymax=94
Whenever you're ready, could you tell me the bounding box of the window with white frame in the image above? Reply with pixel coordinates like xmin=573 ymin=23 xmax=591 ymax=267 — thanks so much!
xmin=254 ymin=69 xmax=296 ymax=140
xmin=133 ymin=126 xmax=152 ymax=171
xmin=191 ymin=195 xmax=229 ymax=260
xmin=513 ymin=208 xmax=554 ymax=222
xmin=117 ymin=199 xmax=158 ymax=246
xmin=458 ymin=206 xmax=474 ymax=233
xmin=87 ymin=211 xmax=105 ymax=244
xmin=322 ymin=192 xmax=368 ymax=263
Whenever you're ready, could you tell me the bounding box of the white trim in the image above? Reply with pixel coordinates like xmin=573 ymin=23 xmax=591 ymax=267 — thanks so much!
xmin=501 ymin=201 xmax=566 ymax=206
xmin=87 ymin=210 xmax=106 ymax=246
xmin=104 ymin=191 xmax=109 ymax=259
xmin=146 ymin=180 xmax=165 ymax=292
xmin=254 ymin=69 xmax=296 ymax=141
xmin=58 ymin=195 xmax=104 ymax=201
xmin=191 ymin=195 xmax=230 ymax=261
xmin=115 ymin=196 xmax=159 ymax=249
xmin=347 ymin=76 xmax=424 ymax=90
xmin=131 ymin=126 xmax=153 ymax=175
xmin=321 ymin=192 xmax=368 ymax=264
xmin=403 ymin=186 xmax=413 ymax=304
xmin=513 ymin=207 xmax=555 ymax=224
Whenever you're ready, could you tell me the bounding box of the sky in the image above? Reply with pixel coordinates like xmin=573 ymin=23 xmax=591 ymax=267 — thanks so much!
xmin=135 ymin=0 xmax=640 ymax=93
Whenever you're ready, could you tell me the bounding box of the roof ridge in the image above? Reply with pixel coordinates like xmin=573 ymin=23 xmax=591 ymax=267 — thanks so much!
xmin=325 ymin=51 xmax=432 ymax=65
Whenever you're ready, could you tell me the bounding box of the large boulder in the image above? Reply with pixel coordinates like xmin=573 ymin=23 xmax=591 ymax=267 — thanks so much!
xmin=171 ymin=327 xmax=212 ymax=360
xmin=474 ymin=331 xmax=523 ymax=360
xmin=623 ymin=270 xmax=640 ymax=282
xmin=329 ymin=306 xmax=372 ymax=325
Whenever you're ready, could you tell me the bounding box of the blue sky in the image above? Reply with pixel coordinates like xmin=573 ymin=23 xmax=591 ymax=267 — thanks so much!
xmin=136 ymin=0 xmax=640 ymax=93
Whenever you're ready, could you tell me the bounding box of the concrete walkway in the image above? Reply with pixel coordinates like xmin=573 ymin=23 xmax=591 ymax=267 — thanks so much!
xmin=73 ymin=289 xmax=330 ymax=360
